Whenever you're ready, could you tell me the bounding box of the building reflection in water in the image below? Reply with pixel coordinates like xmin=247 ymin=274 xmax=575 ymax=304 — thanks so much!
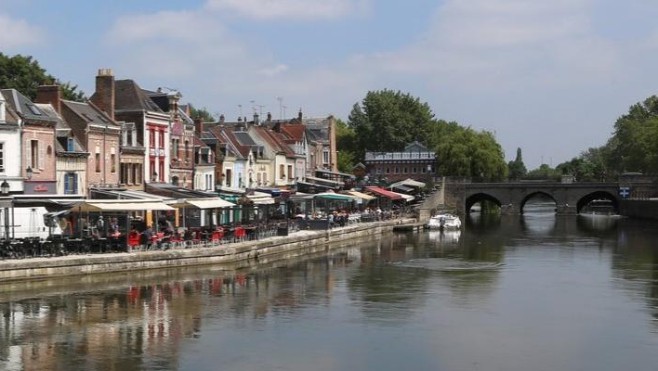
xmin=0 ymin=244 xmax=369 ymax=370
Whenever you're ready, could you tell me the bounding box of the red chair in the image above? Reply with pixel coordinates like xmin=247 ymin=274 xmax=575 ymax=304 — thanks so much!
xmin=127 ymin=232 xmax=141 ymax=250
xmin=211 ymin=229 xmax=223 ymax=243
xmin=234 ymin=227 xmax=246 ymax=242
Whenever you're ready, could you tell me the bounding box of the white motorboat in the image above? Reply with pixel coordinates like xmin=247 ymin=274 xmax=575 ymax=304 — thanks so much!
xmin=427 ymin=213 xmax=462 ymax=230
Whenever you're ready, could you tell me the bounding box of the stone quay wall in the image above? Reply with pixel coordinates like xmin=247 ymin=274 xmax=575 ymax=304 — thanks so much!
xmin=0 ymin=220 xmax=411 ymax=283
xmin=620 ymin=199 xmax=658 ymax=220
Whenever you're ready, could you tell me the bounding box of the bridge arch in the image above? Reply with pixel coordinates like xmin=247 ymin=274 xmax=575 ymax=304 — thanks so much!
xmin=520 ymin=191 xmax=557 ymax=214
xmin=465 ymin=193 xmax=502 ymax=213
xmin=576 ymin=191 xmax=619 ymax=214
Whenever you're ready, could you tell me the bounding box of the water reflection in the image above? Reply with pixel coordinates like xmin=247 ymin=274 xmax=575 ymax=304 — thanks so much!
xmin=4 ymin=216 xmax=658 ymax=370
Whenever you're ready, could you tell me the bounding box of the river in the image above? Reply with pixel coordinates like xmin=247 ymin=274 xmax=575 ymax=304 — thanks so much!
xmin=2 ymin=208 xmax=658 ymax=371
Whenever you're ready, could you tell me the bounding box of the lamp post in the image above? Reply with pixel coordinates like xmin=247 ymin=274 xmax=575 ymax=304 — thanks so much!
xmin=1 ymin=180 xmax=9 ymax=240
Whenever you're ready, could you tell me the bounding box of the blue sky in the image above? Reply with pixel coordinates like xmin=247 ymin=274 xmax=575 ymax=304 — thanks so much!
xmin=2 ymin=0 xmax=658 ymax=169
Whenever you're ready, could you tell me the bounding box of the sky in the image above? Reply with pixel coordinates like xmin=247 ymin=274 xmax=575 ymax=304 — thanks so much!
xmin=2 ymin=0 xmax=658 ymax=169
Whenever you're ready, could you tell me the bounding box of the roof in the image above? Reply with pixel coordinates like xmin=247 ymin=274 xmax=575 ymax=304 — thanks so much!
xmin=1 ymin=88 xmax=58 ymax=124
xmin=62 ymin=100 xmax=120 ymax=128
xmin=278 ymin=122 xmax=305 ymax=142
xmin=113 ymin=80 xmax=164 ymax=113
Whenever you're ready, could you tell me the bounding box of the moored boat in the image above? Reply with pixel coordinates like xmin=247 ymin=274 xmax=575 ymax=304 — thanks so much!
xmin=427 ymin=213 xmax=462 ymax=230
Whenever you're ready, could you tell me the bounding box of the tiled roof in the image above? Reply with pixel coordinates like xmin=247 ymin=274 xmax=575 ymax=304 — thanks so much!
xmin=114 ymin=80 xmax=164 ymax=113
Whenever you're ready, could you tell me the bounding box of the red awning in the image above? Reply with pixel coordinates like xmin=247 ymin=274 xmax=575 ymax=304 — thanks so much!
xmin=364 ymin=186 xmax=403 ymax=200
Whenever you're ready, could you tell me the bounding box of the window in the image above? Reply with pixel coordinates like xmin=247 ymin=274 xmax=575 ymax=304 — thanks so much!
xmin=67 ymin=138 xmax=75 ymax=152
xmin=158 ymin=130 xmax=165 ymax=149
xmin=64 ymin=173 xmax=78 ymax=194
xmin=111 ymin=154 xmax=116 ymax=173
xmin=280 ymin=164 xmax=285 ymax=179
xmin=30 ymin=140 xmax=39 ymax=169
xmin=126 ymin=127 xmax=133 ymax=146
xmin=184 ymin=140 xmax=190 ymax=161
xmin=172 ymin=139 xmax=179 ymax=159
xmin=322 ymin=149 xmax=329 ymax=165
xmin=287 ymin=165 xmax=293 ymax=180
xmin=0 ymin=143 xmax=4 ymax=172
xmin=95 ymin=153 xmax=101 ymax=172
xmin=149 ymin=129 xmax=155 ymax=148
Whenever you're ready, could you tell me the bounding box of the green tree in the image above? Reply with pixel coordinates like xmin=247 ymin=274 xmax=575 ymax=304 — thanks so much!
xmin=507 ymin=147 xmax=527 ymax=180
xmin=188 ymin=105 xmax=215 ymax=121
xmin=348 ymin=89 xmax=434 ymax=157
xmin=428 ymin=120 xmax=507 ymax=181
xmin=335 ymin=118 xmax=358 ymax=173
xmin=526 ymin=164 xmax=560 ymax=180
xmin=0 ymin=53 xmax=85 ymax=101
xmin=606 ymin=96 xmax=658 ymax=174
xmin=555 ymin=146 xmax=609 ymax=182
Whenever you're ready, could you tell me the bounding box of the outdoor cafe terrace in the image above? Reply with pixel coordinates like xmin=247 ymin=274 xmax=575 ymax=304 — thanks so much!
xmin=0 ymin=189 xmax=413 ymax=260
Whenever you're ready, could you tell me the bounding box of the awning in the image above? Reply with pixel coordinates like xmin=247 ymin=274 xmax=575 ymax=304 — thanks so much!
xmin=247 ymin=191 xmax=275 ymax=205
xmin=390 ymin=191 xmax=414 ymax=202
xmin=305 ymin=176 xmax=344 ymax=186
xmin=70 ymin=200 xmax=175 ymax=212
xmin=171 ymin=198 xmax=236 ymax=209
xmin=390 ymin=184 xmax=414 ymax=193
xmin=345 ymin=190 xmax=377 ymax=201
xmin=391 ymin=178 xmax=426 ymax=188
xmin=314 ymin=192 xmax=356 ymax=201
xmin=364 ymin=186 xmax=403 ymax=200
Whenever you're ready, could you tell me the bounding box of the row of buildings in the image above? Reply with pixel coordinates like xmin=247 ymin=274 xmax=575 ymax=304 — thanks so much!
xmin=0 ymin=69 xmax=340 ymax=202
xmin=0 ymin=68 xmax=438 ymax=237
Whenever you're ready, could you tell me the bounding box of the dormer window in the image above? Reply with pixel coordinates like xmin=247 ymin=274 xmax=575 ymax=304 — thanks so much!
xmin=122 ymin=122 xmax=136 ymax=146
xmin=67 ymin=137 xmax=75 ymax=152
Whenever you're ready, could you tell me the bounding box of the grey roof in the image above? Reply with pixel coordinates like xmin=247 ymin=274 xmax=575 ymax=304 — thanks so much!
xmin=35 ymin=103 xmax=86 ymax=153
xmin=113 ymin=80 xmax=164 ymax=113
xmin=35 ymin=103 xmax=67 ymax=129
xmin=1 ymin=89 xmax=57 ymax=124
xmin=62 ymin=100 xmax=120 ymax=128
xmin=234 ymin=131 xmax=257 ymax=146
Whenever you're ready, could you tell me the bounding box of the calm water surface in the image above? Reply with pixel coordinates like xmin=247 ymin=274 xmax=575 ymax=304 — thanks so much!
xmin=2 ymin=211 xmax=658 ymax=371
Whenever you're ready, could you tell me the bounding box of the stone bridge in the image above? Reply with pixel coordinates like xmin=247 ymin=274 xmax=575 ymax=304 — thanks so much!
xmin=444 ymin=181 xmax=622 ymax=215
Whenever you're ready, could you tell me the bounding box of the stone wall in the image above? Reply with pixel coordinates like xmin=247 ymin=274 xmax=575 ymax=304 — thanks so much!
xmin=0 ymin=220 xmax=408 ymax=283
xmin=619 ymin=199 xmax=658 ymax=219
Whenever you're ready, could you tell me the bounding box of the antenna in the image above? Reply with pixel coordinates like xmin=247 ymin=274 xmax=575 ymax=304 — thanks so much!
xmin=277 ymin=96 xmax=283 ymax=120
xmin=282 ymin=105 xmax=287 ymax=119
xmin=238 ymin=104 xmax=243 ymax=117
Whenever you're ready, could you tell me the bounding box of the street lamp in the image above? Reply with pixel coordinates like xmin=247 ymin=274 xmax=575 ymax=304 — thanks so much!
xmin=1 ymin=180 xmax=9 ymax=240
xmin=25 ymin=166 xmax=33 ymax=180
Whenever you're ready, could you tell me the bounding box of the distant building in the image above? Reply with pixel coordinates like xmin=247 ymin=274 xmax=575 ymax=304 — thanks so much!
xmin=364 ymin=141 xmax=436 ymax=183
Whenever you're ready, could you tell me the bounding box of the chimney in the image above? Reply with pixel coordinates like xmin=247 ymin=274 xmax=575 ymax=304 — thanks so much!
xmin=253 ymin=113 xmax=259 ymax=125
xmin=91 ymin=68 xmax=115 ymax=120
xmin=267 ymin=112 xmax=272 ymax=122
xmin=219 ymin=114 xmax=225 ymax=124
xmin=194 ymin=117 xmax=204 ymax=134
xmin=298 ymin=109 xmax=303 ymax=121
xmin=35 ymin=85 xmax=62 ymax=113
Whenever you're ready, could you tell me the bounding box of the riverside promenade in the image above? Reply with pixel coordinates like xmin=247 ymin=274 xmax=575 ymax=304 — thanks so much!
xmin=0 ymin=218 xmax=415 ymax=283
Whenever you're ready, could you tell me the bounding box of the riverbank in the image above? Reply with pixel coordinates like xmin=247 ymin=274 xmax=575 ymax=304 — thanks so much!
xmin=0 ymin=219 xmax=414 ymax=283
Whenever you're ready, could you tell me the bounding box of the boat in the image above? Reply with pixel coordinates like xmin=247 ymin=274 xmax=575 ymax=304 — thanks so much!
xmin=427 ymin=213 xmax=462 ymax=230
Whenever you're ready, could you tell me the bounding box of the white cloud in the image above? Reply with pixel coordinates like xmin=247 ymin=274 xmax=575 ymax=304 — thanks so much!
xmin=96 ymin=0 xmax=658 ymax=166
xmin=204 ymin=0 xmax=368 ymax=20
xmin=0 ymin=14 xmax=43 ymax=48
xmin=376 ymin=0 xmax=621 ymax=94
xmin=257 ymin=64 xmax=289 ymax=77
